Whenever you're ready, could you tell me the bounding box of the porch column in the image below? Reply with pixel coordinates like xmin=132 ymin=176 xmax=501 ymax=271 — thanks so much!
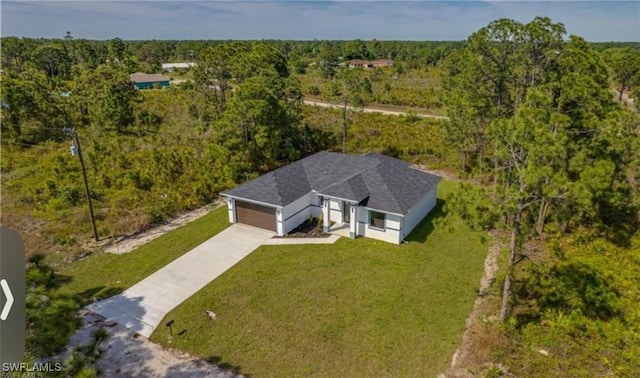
xmin=349 ymin=205 xmax=357 ymax=239
xmin=322 ymin=197 xmax=330 ymax=233
xmin=276 ymin=208 xmax=284 ymax=236
xmin=228 ymin=198 xmax=236 ymax=223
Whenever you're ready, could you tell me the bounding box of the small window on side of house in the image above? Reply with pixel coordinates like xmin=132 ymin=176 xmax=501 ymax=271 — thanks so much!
xmin=369 ymin=211 xmax=385 ymax=230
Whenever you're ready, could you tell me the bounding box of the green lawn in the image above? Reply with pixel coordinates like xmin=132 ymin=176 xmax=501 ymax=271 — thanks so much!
xmin=56 ymin=205 xmax=229 ymax=303
xmin=150 ymin=181 xmax=488 ymax=377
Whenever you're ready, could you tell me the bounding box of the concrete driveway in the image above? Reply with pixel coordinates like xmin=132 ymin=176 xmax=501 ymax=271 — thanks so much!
xmin=88 ymin=224 xmax=273 ymax=337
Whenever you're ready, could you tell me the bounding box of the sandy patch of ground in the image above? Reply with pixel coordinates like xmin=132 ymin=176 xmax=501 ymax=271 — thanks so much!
xmin=66 ymin=310 xmax=242 ymax=378
xmin=614 ymin=89 xmax=637 ymax=111
xmin=105 ymin=201 xmax=223 ymax=255
xmin=415 ymin=166 xmax=459 ymax=182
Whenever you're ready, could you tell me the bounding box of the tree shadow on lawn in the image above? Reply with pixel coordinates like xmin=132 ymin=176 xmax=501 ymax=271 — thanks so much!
xmin=65 ymin=294 xmax=155 ymax=377
xmin=48 ymin=272 xmax=73 ymax=288
xmin=405 ymin=198 xmax=448 ymax=244
xmin=74 ymin=286 xmax=124 ymax=306
xmin=514 ymin=261 xmax=623 ymax=329
xmin=203 ymin=356 xmax=248 ymax=377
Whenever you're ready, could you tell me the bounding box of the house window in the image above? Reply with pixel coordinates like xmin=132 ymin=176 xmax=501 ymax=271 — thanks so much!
xmin=369 ymin=211 xmax=385 ymax=230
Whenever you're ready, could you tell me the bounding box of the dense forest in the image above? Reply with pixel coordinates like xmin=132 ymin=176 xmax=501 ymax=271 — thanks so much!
xmin=1 ymin=16 xmax=640 ymax=376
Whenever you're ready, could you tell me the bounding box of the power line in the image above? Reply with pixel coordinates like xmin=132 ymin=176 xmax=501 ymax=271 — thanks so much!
xmin=0 ymin=123 xmax=70 ymax=131
xmin=0 ymin=140 xmax=64 ymax=150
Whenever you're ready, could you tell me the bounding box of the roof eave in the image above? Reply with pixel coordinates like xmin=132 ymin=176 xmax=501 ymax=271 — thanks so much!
xmin=316 ymin=192 xmax=369 ymax=204
xmin=364 ymin=206 xmax=405 ymax=217
xmin=219 ymin=193 xmax=284 ymax=209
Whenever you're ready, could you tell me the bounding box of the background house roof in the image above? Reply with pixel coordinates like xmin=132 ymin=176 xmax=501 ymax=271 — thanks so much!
xmin=161 ymin=62 xmax=196 ymax=70
xmin=129 ymin=72 xmax=170 ymax=83
xmin=221 ymin=151 xmax=441 ymax=215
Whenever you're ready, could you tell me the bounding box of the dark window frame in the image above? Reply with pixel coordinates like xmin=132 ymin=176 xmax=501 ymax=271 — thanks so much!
xmin=369 ymin=210 xmax=386 ymax=230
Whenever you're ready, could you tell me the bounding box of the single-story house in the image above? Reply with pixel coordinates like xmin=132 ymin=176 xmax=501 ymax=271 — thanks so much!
xmin=221 ymin=151 xmax=441 ymax=244
xmin=161 ymin=62 xmax=196 ymax=72
xmin=371 ymin=59 xmax=394 ymax=68
xmin=129 ymin=73 xmax=170 ymax=89
xmin=348 ymin=59 xmax=372 ymax=68
xmin=347 ymin=59 xmax=394 ymax=69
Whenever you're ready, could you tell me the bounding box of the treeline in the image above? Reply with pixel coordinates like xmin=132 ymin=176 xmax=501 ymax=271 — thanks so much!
xmin=1 ymin=34 xmax=463 ymax=74
xmin=444 ymin=17 xmax=640 ymax=376
xmin=3 ymin=34 xmax=636 ymax=77
xmin=445 ymin=17 xmax=639 ymax=245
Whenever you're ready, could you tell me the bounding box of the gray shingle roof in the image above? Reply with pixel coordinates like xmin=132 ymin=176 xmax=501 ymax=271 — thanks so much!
xmin=129 ymin=72 xmax=169 ymax=83
xmin=318 ymin=173 xmax=370 ymax=203
xmin=221 ymin=151 xmax=441 ymax=215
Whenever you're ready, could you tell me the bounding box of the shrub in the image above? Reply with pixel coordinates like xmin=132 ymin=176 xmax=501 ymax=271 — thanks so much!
xmin=309 ymin=85 xmax=321 ymax=96
xmin=527 ymin=261 xmax=621 ymax=320
xmin=25 ymin=260 xmax=81 ymax=357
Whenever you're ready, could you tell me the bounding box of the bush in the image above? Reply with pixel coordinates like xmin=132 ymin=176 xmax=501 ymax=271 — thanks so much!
xmin=447 ymin=184 xmax=498 ymax=230
xmin=526 ymin=261 xmax=621 ymax=320
xmin=404 ymin=109 xmax=420 ymax=123
xmin=25 ymin=260 xmax=80 ymax=357
xmin=309 ymin=85 xmax=321 ymax=96
xmin=65 ymin=328 xmax=109 ymax=377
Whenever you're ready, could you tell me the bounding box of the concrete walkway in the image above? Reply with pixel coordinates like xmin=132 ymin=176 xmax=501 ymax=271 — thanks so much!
xmin=88 ymin=224 xmax=273 ymax=337
xmin=262 ymin=234 xmax=341 ymax=245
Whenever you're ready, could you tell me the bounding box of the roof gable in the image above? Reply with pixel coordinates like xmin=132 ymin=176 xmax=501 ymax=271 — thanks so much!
xmin=319 ymin=174 xmax=369 ymax=203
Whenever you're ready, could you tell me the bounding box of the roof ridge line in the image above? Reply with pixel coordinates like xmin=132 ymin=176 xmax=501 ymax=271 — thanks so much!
xmin=366 ymin=161 xmax=404 ymax=213
xmin=316 ymin=155 xmax=379 ymax=193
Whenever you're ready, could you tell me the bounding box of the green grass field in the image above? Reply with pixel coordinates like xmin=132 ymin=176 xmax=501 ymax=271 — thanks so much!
xmin=56 ymin=206 xmax=229 ymax=303
xmin=149 ymin=181 xmax=488 ymax=377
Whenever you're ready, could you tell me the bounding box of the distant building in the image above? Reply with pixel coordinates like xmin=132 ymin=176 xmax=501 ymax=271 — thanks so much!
xmin=129 ymin=73 xmax=170 ymax=90
xmin=161 ymin=62 xmax=196 ymax=72
xmin=348 ymin=59 xmax=371 ymax=68
xmin=347 ymin=59 xmax=393 ymax=69
xmin=371 ymin=59 xmax=394 ymax=68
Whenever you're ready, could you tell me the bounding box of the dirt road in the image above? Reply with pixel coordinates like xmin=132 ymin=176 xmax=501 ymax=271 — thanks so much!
xmin=302 ymin=99 xmax=449 ymax=120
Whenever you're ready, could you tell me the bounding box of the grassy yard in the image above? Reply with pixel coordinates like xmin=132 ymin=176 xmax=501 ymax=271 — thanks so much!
xmin=150 ymin=181 xmax=488 ymax=377
xmin=56 ymin=205 xmax=229 ymax=303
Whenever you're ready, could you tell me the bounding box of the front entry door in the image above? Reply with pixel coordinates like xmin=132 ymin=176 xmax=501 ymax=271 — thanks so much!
xmin=343 ymin=202 xmax=351 ymax=223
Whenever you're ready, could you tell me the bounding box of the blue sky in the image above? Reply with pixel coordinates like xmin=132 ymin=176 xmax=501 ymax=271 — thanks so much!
xmin=2 ymin=1 xmax=639 ymax=41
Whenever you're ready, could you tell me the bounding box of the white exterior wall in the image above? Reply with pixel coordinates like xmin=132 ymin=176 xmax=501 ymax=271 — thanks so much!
xmin=329 ymin=199 xmax=343 ymax=224
xmin=282 ymin=193 xmax=315 ymax=234
xmin=356 ymin=207 xmax=403 ymax=244
xmin=309 ymin=192 xmax=322 ymax=217
xmin=403 ymin=185 xmax=438 ymax=239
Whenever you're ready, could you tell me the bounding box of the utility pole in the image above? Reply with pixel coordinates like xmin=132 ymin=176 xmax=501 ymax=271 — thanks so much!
xmin=66 ymin=128 xmax=99 ymax=241
xmin=342 ymin=95 xmax=348 ymax=154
